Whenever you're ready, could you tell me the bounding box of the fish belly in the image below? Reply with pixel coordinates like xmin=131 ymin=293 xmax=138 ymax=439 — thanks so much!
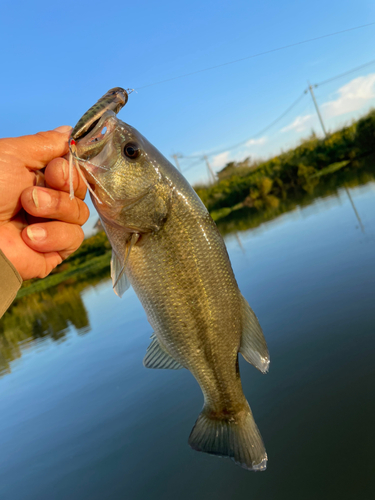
xmin=127 ymin=204 xmax=246 ymax=411
xmin=125 ymin=196 xmax=268 ymax=471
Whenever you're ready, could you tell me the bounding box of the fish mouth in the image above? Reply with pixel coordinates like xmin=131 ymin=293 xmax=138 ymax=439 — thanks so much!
xmin=74 ymin=111 xmax=117 ymax=159
xmin=69 ymin=87 xmax=128 ymax=204
xmin=69 ymin=111 xmax=119 ymax=204
xmin=75 ymin=117 xmax=101 ymax=141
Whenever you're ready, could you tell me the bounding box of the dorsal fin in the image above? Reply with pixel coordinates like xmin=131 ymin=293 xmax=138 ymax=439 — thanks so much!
xmin=239 ymin=295 xmax=270 ymax=374
xmin=143 ymin=333 xmax=184 ymax=370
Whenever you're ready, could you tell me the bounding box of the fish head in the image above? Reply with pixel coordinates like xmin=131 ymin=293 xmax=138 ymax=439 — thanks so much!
xmin=75 ymin=112 xmax=172 ymax=233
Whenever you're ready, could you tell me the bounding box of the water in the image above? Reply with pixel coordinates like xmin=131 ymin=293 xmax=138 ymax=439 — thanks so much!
xmin=0 ymin=183 xmax=375 ymax=500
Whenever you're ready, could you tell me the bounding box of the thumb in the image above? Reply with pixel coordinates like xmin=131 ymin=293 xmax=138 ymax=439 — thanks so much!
xmin=2 ymin=126 xmax=72 ymax=170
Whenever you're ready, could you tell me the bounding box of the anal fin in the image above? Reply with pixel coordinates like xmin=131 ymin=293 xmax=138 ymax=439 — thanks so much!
xmin=239 ymin=294 xmax=270 ymax=373
xmin=143 ymin=333 xmax=184 ymax=370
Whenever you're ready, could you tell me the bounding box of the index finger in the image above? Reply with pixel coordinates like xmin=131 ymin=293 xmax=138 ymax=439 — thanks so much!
xmin=0 ymin=127 xmax=72 ymax=170
xmin=44 ymin=157 xmax=88 ymax=200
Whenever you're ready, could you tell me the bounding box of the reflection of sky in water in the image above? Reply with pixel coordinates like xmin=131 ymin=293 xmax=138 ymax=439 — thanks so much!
xmin=0 ymin=183 xmax=374 ymax=500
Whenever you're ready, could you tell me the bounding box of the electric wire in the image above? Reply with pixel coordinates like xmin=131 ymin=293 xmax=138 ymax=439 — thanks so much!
xmin=180 ymin=91 xmax=307 ymax=160
xmin=316 ymin=58 xmax=375 ymax=87
xmin=179 ymin=55 xmax=375 ymax=164
xmin=182 ymin=158 xmax=206 ymax=173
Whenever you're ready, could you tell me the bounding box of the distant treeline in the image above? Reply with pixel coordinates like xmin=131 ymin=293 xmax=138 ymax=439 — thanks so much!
xmin=194 ymin=109 xmax=375 ymax=220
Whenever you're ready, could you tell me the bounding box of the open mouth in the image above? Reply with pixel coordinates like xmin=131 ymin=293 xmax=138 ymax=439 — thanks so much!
xmin=68 ymin=112 xmax=119 ymax=205
xmin=77 ymin=118 xmax=101 ymax=140
xmin=68 ymin=115 xmax=111 ymax=203
xmin=74 ymin=109 xmax=119 ymax=156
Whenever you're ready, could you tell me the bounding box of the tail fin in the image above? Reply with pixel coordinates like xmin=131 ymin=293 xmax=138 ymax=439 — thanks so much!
xmin=188 ymin=404 xmax=267 ymax=471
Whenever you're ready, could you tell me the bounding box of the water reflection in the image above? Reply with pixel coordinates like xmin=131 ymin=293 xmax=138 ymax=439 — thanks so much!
xmin=0 ymin=268 xmax=110 ymax=376
xmin=0 ymin=156 xmax=374 ymax=377
xmin=344 ymin=186 xmax=365 ymax=233
xmin=216 ymin=156 xmax=374 ymax=235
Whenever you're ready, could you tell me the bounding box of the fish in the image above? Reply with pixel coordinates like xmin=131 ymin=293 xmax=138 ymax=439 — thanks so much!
xmin=72 ymin=90 xmax=270 ymax=471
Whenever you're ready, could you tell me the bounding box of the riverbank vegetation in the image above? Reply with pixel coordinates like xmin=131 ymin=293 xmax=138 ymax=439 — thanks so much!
xmin=18 ymin=230 xmax=112 ymax=297
xmin=15 ymin=109 xmax=375 ymax=298
xmin=194 ymin=109 xmax=375 ymax=220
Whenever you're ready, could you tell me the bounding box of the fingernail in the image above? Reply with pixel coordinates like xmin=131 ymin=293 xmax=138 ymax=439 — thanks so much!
xmin=32 ymin=188 xmax=51 ymax=208
xmin=54 ymin=125 xmax=72 ymax=134
xmin=27 ymin=226 xmax=47 ymax=242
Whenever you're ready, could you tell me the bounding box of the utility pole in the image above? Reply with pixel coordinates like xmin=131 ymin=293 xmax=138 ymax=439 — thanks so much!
xmin=203 ymin=155 xmax=216 ymax=184
xmin=307 ymin=82 xmax=328 ymax=137
xmin=307 ymin=82 xmax=364 ymax=232
xmin=171 ymin=154 xmax=182 ymax=172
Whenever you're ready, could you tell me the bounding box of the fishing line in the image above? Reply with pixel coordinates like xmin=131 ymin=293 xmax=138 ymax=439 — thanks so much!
xmin=134 ymin=22 xmax=375 ymax=90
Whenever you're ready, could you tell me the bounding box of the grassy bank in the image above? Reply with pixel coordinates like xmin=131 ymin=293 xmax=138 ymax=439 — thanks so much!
xmin=17 ymin=251 xmax=111 ymax=298
xmin=194 ymin=109 xmax=375 ymax=220
xmin=18 ymin=229 xmax=112 ymax=298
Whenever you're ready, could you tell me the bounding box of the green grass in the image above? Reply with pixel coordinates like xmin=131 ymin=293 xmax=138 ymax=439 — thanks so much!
xmin=17 ymin=251 xmax=111 ymax=299
xmin=310 ymin=160 xmax=350 ymax=178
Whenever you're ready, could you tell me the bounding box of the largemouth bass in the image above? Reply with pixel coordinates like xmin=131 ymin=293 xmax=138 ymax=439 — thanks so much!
xmin=72 ymin=90 xmax=270 ymax=471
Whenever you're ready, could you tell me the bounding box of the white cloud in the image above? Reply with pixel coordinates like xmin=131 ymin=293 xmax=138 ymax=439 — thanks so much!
xmin=322 ymin=74 xmax=375 ymax=117
xmin=210 ymin=136 xmax=268 ymax=171
xmin=245 ymin=136 xmax=267 ymax=147
xmin=281 ymin=73 xmax=375 ymax=134
xmin=281 ymin=114 xmax=314 ymax=133
xmin=211 ymin=151 xmax=230 ymax=169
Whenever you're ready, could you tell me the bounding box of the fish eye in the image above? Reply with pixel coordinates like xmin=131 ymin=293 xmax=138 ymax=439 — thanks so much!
xmin=123 ymin=142 xmax=140 ymax=160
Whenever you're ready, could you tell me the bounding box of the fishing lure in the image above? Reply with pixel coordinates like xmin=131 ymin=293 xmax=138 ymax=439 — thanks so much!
xmin=68 ymin=87 xmax=131 ymax=202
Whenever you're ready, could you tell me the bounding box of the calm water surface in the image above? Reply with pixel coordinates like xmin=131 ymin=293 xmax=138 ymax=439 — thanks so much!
xmin=0 ymin=184 xmax=374 ymax=500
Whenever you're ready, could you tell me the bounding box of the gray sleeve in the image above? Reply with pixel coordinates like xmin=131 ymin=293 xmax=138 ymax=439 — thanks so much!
xmin=0 ymin=248 xmax=23 ymax=318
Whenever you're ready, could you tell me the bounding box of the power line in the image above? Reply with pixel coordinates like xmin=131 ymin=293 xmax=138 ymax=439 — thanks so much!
xmin=181 ymin=91 xmax=307 ymax=160
xmin=316 ymin=58 xmax=375 ymax=87
xmin=179 ymin=56 xmax=375 ymax=163
xmin=182 ymin=158 xmax=205 ymax=173
xmin=135 ymin=22 xmax=375 ymax=90
xmin=179 ymin=92 xmax=307 ymax=178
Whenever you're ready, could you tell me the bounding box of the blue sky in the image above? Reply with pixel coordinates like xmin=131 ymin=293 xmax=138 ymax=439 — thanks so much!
xmin=1 ymin=0 xmax=375 ymax=233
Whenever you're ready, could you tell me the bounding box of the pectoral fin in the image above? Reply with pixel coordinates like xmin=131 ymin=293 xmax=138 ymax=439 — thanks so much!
xmin=239 ymin=295 xmax=270 ymax=373
xmin=111 ymin=251 xmax=130 ymax=297
xmin=111 ymin=233 xmax=139 ymax=297
xmin=143 ymin=333 xmax=184 ymax=370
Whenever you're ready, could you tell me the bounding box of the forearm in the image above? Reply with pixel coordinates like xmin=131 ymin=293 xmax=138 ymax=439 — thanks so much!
xmin=0 ymin=248 xmax=22 ymax=318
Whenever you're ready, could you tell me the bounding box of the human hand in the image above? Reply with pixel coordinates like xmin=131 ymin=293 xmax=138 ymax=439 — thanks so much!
xmin=0 ymin=126 xmax=89 ymax=280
